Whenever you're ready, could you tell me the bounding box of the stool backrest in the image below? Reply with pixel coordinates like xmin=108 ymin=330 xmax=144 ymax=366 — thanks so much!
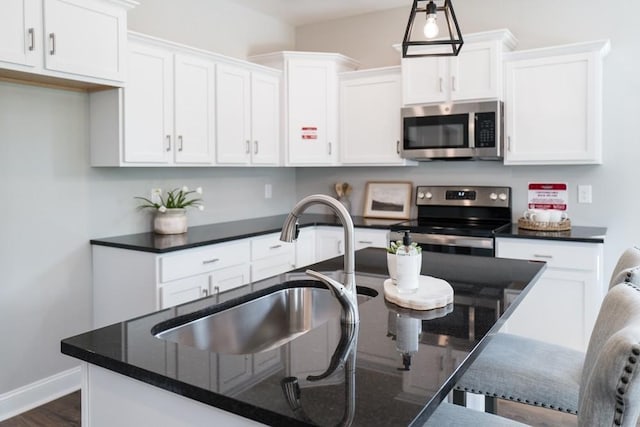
xmin=578 ymin=283 xmax=640 ymax=426
xmin=609 ymin=246 xmax=640 ymax=289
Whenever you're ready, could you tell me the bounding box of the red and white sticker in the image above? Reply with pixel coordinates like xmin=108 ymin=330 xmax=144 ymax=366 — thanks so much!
xmin=528 ymin=183 xmax=568 ymax=210
xmin=301 ymin=126 xmax=318 ymax=140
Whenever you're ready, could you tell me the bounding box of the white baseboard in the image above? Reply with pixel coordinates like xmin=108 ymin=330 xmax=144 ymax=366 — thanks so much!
xmin=0 ymin=366 xmax=81 ymax=421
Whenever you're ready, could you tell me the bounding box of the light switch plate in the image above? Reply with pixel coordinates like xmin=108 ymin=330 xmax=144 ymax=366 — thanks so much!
xmin=151 ymin=188 xmax=162 ymax=204
xmin=578 ymin=185 xmax=592 ymax=204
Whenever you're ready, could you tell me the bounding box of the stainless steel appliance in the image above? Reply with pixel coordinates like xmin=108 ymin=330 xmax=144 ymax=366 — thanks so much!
xmin=389 ymin=185 xmax=512 ymax=257
xmin=401 ymin=101 xmax=503 ymax=161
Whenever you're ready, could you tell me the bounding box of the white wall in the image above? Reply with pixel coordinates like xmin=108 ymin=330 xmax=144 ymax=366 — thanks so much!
xmin=0 ymin=0 xmax=296 ymax=411
xmin=294 ymin=0 xmax=640 ymax=280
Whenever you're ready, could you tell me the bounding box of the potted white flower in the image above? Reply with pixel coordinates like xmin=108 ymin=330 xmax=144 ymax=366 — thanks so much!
xmin=136 ymin=186 xmax=204 ymax=234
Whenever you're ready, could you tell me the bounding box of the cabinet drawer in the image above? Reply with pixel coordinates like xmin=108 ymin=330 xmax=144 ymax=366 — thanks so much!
xmin=496 ymin=238 xmax=599 ymax=271
xmin=251 ymin=233 xmax=294 ymax=261
xmin=354 ymin=228 xmax=389 ymax=249
xmin=160 ymin=240 xmax=250 ymax=283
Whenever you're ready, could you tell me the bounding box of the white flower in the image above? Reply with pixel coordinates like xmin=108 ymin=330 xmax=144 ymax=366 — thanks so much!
xmin=158 ymin=205 xmax=167 ymax=213
xmin=196 ymin=187 xmax=203 ymax=195
xmin=198 ymin=205 xmax=205 ymax=211
xmin=182 ymin=186 xmax=189 ymax=192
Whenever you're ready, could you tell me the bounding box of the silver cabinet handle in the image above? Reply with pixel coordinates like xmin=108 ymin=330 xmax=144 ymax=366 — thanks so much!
xmin=165 ymin=135 xmax=171 ymax=152
xmin=178 ymin=135 xmax=183 ymax=152
xmin=439 ymin=77 xmax=443 ymax=92
xmin=396 ymin=140 xmax=400 ymax=154
xmin=202 ymin=288 xmax=209 ymax=297
xmin=245 ymin=140 xmax=250 ymax=154
xmin=358 ymin=240 xmax=373 ymax=244
xmin=49 ymin=33 xmax=55 ymax=55
xmin=452 ymin=75 xmax=457 ymax=91
xmin=202 ymin=258 xmax=220 ymax=265
xmin=533 ymin=254 xmax=553 ymax=259
xmin=269 ymin=244 xmax=282 ymax=250
xmin=213 ymin=285 xmax=220 ymax=295
xmin=254 ymin=140 xmax=258 ymax=154
xmin=507 ymin=136 xmax=512 ymax=152
xmin=328 ymin=142 xmax=332 ymax=155
xmin=28 ymin=28 xmax=35 ymax=51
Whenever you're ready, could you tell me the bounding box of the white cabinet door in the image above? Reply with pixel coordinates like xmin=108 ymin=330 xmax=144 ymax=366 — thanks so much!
xmin=402 ymin=57 xmax=447 ymax=105
xmin=159 ymin=274 xmax=209 ymax=309
xmin=217 ymin=354 xmax=252 ymax=393
xmin=174 ymin=53 xmax=215 ymax=164
xmin=315 ymin=227 xmax=345 ymax=262
xmin=0 ymin=0 xmax=39 ymax=67
xmin=340 ymin=68 xmax=408 ymax=165
xmin=287 ymin=58 xmax=337 ymax=165
xmin=124 ymin=42 xmax=173 ymax=164
xmin=450 ymin=41 xmax=499 ymax=102
xmin=503 ymin=41 xmax=608 ymax=165
xmin=43 ymin=0 xmax=127 ymax=81
xmin=250 ymin=71 xmax=280 ymax=165
xmin=211 ymin=264 xmax=250 ymax=295
xmin=496 ymin=237 xmax=604 ymax=351
xmin=295 ymin=227 xmax=316 ymax=268
xmin=216 ymin=63 xmax=251 ymax=165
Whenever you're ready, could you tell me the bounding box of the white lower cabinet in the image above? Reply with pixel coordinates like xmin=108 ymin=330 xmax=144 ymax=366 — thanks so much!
xmin=496 ymin=237 xmax=604 ymax=351
xmin=250 ymin=232 xmax=296 ymax=282
xmin=354 ymin=228 xmax=390 ymax=250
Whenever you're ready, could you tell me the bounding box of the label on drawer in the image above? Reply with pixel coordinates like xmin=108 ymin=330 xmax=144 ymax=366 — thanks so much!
xmin=528 ymin=182 xmax=568 ymax=210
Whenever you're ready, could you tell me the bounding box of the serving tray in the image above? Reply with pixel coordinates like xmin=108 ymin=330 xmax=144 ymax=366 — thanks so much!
xmin=383 ymin=275 xmax=453 ymax=311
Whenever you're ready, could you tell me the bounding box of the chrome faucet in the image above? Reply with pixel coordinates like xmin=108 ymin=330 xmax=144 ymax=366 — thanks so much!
xmin=280 ymin=194 xmax=359 ymax=324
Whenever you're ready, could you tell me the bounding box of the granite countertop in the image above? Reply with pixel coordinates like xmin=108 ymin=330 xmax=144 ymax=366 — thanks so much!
xmin=496 ymin=224 xmax=607 ymax=243
xmin=61 ymin=248 xmax=545 ymax=426
xmin=90 ymin=213 xmax=606 ymax=254
xmin=90 ymin=214 xmax=400 ymax=253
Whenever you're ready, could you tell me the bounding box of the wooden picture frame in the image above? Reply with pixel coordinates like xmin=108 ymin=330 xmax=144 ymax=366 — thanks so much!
xmin=363 ymin=181 xmax=413 ymax=219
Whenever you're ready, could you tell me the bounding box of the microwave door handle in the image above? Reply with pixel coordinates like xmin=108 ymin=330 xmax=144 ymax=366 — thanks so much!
xmin=468 ymin=112 xmax=476 ymax=148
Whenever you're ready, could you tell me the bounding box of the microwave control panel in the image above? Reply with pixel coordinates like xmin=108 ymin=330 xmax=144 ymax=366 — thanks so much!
xmin=475 ymin=112 xmax=496 ymax=148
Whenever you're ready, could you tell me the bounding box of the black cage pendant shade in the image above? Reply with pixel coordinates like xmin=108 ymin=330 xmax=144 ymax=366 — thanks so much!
xmin=402 ymin=0 xmax=463 ymax=58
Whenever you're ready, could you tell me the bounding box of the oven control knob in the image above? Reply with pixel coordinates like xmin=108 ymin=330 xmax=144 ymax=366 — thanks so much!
xmin=499 ymin=193 xmax=508 ymax=201
xmin=425 ymin=192 xmax=433 ymax=199
xmin=418 ymin=191 xmax=425 ymax=199
xmin=489 ymin=192 xmax=498 ymax=201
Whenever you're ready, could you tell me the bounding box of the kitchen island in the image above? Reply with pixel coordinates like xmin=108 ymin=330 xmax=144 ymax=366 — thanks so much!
xmin=62 ymin=248 xmax=545 ymax=426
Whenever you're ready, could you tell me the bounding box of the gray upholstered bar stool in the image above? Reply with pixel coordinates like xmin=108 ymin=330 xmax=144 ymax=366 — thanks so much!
xmin=423 ymin=401 xmax=527 ymax=426
xmin=609 ymin=246 xmax=640 ymax=288
xmin=454 ymin=282 xmax=640 ymax=426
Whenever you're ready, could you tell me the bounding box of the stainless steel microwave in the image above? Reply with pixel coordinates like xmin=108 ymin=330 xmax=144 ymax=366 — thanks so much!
xmin=401 ymin=100 xmax=503 ymax=161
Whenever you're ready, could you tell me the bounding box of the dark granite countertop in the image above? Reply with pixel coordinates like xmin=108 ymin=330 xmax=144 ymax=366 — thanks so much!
xmin=496 ymin=225 xmax=607 ymax=243
xmin=61 ymin=248 xmax=545 ymax=426
xmin=90 ymin=214 xmax=400 ymax=253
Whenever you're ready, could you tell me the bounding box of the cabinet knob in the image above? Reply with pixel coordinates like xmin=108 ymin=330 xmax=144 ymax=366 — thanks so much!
xmin=165 ymin=135 xmax=171 ymax=152
xmin=254 ymin=140 xmax=259 ymax=154
xmin=245 ymin=140 xmax=251 ymax=154
xmin=202 ymin=288 xmax=209 ymax=296
xmin=396 ymin=140 xmax=400 ymax=154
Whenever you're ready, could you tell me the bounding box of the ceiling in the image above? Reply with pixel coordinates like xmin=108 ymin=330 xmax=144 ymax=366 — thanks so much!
xmin=233 ymin=0 xmax=410 ymax=26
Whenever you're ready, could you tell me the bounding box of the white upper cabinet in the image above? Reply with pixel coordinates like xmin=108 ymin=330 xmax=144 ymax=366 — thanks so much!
xmin=401 ymin=29 xmax=517 ymax=105
xmin=503 ymin=40 xmax=610 ymax=165
xmin=249 ymin=51 xmax=359 ymax=166
xmin=339 ymin=67 xmax=415 ymax=166
xmin=0 ymin=0 xmax=135 ymax=86
xmin=216 ymin=64 xmax=280 ymax=165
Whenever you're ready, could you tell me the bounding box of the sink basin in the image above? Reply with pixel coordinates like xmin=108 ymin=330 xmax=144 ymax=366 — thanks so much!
xmin=152 ymin=282 xmax=377 ymax=355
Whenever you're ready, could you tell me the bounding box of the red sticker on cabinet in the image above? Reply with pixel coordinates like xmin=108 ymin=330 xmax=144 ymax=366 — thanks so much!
xmin=301 ymin=126 xmax=318 ymax=140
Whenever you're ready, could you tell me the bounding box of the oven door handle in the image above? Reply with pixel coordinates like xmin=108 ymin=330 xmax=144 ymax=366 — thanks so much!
xmin=409 ymin=234 xmax=494 ymax=250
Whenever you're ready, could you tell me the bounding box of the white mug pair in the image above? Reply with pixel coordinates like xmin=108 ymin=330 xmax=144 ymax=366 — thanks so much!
xmin=524 ymin=208 xmax=567 ymax=224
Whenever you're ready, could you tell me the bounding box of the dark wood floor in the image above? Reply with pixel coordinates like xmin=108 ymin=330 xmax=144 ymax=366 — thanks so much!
xmin=0 ymin=391 xmax=80 ymax=427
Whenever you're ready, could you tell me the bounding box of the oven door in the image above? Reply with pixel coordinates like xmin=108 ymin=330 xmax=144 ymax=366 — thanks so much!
xmin=409 ymin=233 xmax=495 ymax=257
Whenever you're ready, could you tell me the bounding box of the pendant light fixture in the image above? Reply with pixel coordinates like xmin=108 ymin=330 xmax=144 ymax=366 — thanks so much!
xmin=402 ymin=0 xmax=463 ymax=58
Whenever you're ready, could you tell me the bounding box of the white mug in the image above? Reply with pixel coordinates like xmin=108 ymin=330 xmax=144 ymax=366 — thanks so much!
xmin=530 ymin=210 xmax=551 ymax=224
xmin=549 ymin=210 xmax=568 ymax=223
xmin=523 ymin=209 xmax=545 ymax=220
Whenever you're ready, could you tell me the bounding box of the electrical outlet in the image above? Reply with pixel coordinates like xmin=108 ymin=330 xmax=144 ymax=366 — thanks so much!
xmin=578 ymin=184 xmax=592 ymax=204
xmin=150 ymin=188 xmax=162 ymax=204
xmin=264 ymin=184 xmax=272 ymax=199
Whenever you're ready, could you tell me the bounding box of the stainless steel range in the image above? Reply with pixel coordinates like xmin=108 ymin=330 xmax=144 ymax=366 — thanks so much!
xmin=389 ymin=185 xmax=512 ymax=257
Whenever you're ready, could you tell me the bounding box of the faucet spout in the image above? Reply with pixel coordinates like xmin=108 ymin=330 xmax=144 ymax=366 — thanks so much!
xmin=280 ymin=194 xmax=358 ymax=324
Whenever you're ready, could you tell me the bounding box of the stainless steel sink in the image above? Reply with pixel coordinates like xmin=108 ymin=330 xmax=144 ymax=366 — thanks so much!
xmin=153 ymin=284 xmax=377 ymax=355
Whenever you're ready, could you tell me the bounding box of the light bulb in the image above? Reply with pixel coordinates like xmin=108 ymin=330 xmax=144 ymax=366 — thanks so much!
xmin=423 ymin=15 xmax=439 ymax=39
